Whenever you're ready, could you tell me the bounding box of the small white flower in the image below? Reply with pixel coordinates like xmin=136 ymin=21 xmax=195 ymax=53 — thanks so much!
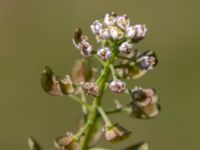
xmin=78 ymin=41 xmax=93 ymax=57
xmin=126 ymin=24 xmax=147 ymax=40
xmin=119 ymin=41 xmax=134 ymax=54
xmin=126 ymin=26 xmax=136 ymax=39
xmin=117 ymin=15 xmax=130 ymax=30
xmin=134 ymin=24 xmax=147 ymax=38
xmin=91 ymin=20 xmax=103 ymax=34
xmin=97 ymin=47 xmax=112 ymax=61
xmin=99 ymin=28 xmax=110 ymax=39
xmin=104 ymin=13 xmax=117 ymax=26
xmin=109 ymin=79 xmax=126 ymax=93
xmin=110 ymin=26 xmax=124 ymax=40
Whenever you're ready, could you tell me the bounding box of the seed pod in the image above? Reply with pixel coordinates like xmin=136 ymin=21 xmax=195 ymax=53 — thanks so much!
xmin=54 ymin=133 xmax=79 ymax=150
xmin=59 ymin=75 xmax=74 ymax=95
xmin=27 ymin=137 xmax=42 ymax=150
xmin=41 ymin=66 xmax=62 ymax=96
xmin=123 ymin=141 xmax=149 ymax=150
xmin=131 ymin=103 xmax=161 ymax=119
xmin=130 ymin=87 xmax=158 ymax=107
xmin=103 ymin=124 xmax=131 ymax=143
xmin=71 ymin=59 xmax=93 ymax=83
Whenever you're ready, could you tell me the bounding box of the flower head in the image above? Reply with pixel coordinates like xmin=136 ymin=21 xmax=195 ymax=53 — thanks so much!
xmin=97 ymin=47 xmax=112 ymax=61
xmin=109 ymin=79 xmax=126 ymax=93
xmin=99 ymin=28 xmax=110 ymax=40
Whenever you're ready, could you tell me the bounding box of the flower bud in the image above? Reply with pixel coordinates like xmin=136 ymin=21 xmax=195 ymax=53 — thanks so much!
xmin=71 ymin=59 xmax=93 ymax=83
xmin=109 ymin=79 xmax=126 ymax=93
xmin=97 ymin=47 xmax=112 ymax=61
xmin=82 ymin=82 xmax=99 ymax=97
xmin=91 ymin=20 xmax=103 ymax=34
xmin=99 ymin=28 xmax=110 ymax=40
xmin=104 ymin=13 xmax=117 ymax=26
xmin=126 ymin=24 xmax=147 ymax=42
xmin=78 ymin=40 xmax=93 ymax=57
xmin=131 ymin=87 xmax=158 ymax=107
xmin=110 ymin=26 xmax=124 ymax=40
xmin=54 ymin=132 xmax=79 ymax=150
xmin=103 ymin=124 xmax=131 ymax=143
xmin=59 ymin=75 xmax=74 ymax=95
xmin=117 ymin=15 xmax=130 ymax=30
xmin=137 ymin=51 xmax=158 ymax=71
xmin=119 ymin=41 xmax=134 ymax=54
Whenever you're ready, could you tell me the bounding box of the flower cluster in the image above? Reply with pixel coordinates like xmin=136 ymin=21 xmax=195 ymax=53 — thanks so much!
xmin=37 ymin=12 xmax=161 ymax=150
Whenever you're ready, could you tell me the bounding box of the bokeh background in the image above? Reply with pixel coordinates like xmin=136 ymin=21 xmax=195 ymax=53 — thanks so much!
xmin=0 ymin=0 xmax=200 ymax=149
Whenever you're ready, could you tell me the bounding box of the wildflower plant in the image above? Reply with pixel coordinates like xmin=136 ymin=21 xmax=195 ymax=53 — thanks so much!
xmin=29 ymin=12 xmax=161 ymax=150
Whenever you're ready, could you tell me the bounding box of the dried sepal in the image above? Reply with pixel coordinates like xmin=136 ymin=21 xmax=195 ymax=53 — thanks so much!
xmin=103 ymin=124 xmax=131 ymax=143
xmin=27 ymin=137 xmax=42 ymax=150
xmin=54 ymin=133 xmax=79 ymax=150
xmin=123 ymin=141 xmax=149 ymax=150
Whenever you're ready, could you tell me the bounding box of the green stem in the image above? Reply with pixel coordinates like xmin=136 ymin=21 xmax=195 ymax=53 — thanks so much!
xmin=80 ymin=55 xmax=116 ymax=150
xmin=98 ymin=106 xmax=112 ymax=126
xmin=106 ymin=107 xmax=132 ymax=115
xmin=81 ymin=90 xmax=88 ymax=122
xmin=109 ymin=64 xmax=117 ymax=80
xmin=68 ymin=95 xmax=91 ymax=111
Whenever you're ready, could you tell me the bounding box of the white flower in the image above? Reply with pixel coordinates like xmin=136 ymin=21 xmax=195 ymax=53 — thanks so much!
xmin=97 ymin=47 xmax=112 ymax=61
xmin=117 ymin=15 xmax=130 ymax=30
xmin=134 ymin=24 xmax=147 ymax=38
xmin=126 ymin=24 xmax=147 ymax=40
xmin=91 ymin=20 xmax=103 ymax=34
xmin=126 ymin=26 xmax=136 ymax=39
xmin=119 ymin=41 xmax=134 ymax=54
xmin=78 ymin=41 xmax=93 ymax=57
xmin=109 ymin=79 xmax=126 ymax=93
xmin=110 ymin=26 xmax=124 ymax=40
xmin=99 ymin=28 xmax=110 ymax=39
xmin=104 ymin=13 xmax=117 ymax=26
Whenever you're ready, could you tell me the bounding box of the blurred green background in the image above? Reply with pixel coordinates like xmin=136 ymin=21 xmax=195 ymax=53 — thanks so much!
xmin=0 ymin=0 xmax=200 ymax=149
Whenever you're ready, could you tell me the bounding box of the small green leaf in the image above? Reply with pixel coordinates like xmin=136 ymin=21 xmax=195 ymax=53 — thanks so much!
xmin=123 ymin=141 xmax=149 ymax=150
xmin=27 ymin=137 xmax=42 ymax=150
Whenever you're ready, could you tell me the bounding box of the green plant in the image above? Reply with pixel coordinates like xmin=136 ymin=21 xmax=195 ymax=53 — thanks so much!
xmin=29 ymin=12 xmax=161 ymax=150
